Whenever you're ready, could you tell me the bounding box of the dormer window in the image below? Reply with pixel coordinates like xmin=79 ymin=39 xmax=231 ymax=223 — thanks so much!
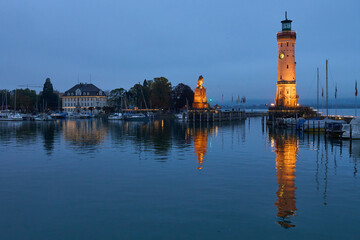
xmin=76 ymin=88 xmax=81 ymax=96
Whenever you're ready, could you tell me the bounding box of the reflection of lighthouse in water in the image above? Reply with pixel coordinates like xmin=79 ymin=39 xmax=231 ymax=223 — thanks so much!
xmin=273 ymin=132 xmax=298 ymax=228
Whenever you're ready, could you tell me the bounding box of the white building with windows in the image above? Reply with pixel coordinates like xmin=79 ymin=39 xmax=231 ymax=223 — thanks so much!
xmin=61 ymin=83 xmax=107 ymax=113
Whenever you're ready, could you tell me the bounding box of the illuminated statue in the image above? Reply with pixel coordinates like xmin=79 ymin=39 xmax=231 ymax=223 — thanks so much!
xmin=197 ymin=75 xmax=204 ymax=88
xmin=192 ymin=75 xmax=209 ymax=109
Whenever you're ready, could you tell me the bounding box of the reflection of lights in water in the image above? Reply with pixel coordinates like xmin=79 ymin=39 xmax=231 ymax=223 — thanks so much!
xmin=271 ymin=139 xmax=275 ymax=149
xmin=193 ymin=128 xmax=208 ymax=170
xmin=273 ymin=133 xmax=298 ymax=228
xmin=63 ymin=120 xmax=107 ymax=146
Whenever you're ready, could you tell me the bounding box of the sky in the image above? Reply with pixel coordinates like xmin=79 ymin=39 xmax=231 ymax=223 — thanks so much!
xmin=0 ymin=0 xmax=359 ymax=104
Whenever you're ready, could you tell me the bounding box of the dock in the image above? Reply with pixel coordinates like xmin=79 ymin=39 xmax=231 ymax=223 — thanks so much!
xmin=183 ymin=110 xmax=246 ymax=122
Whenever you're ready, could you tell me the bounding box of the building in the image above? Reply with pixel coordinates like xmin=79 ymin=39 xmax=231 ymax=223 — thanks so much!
xmin=275 ymin=12 xmax=298 ymax=108
xmin=61 ymin=83 xmax=107 ymax=113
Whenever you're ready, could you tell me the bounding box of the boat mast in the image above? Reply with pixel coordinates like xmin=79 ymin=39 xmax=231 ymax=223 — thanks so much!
xmin=139 ymin=82 xmax=149 ymax=116
xmin=326 ymin=60 xmax=329 ymax=117
xmin=317 ymin=67 xmax=319 ymax=111
xmin=14 ymin=89 xmax=16 ymax=112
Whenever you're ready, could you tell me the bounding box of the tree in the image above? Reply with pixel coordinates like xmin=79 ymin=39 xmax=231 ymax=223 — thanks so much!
xmin=39 ymin=78 xmax=58 ymax=111
xmin=0 ymin=90 xmax=11 ymax=110
xmin=171 ymin=83 xmax=194 ymax=110
xmin=150 ymin=77 xmax=172 ymax=109
xmin=129 ymin=83 xmax=144 ymax=108
xmin=142 ymin=79 xmax=152 ymax=109
xmin=9 ymin=88 xmax=37 ymax=112
xmin=109 ymin=88 xmax=126 ymax=110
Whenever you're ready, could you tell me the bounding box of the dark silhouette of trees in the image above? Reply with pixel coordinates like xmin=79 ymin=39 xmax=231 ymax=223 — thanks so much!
xmin=109 ymin=77 xmax=194 ymax=111
xmin=150 ymin=77 xmax=172 ymax=109
xmin=0 ymin=90 xmax=11 ymax=109
xmin=109 ymin=88 xmax=126 ymax=110
xmin=39 ymin=78 xmax=58 ymax=111
xmin=171 ymin=83 xmax=194 ymax=110
xmin=15 ymin=88 xmax=37 ymax=112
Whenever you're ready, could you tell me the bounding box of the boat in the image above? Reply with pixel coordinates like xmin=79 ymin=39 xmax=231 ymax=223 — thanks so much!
xmin=51 ymin=113 xmax=66 ymax=119
xmin=0 ymin=112 xmax=23 ymax=121
xmin=124 ymin=113 xmax=149 ymax=121
xmin=342 ymin=118 xmax=360 ymax=139
xmin=326 ymin=121 xmax=345 ymax=138
xmin=34 ymin=114 xmax=53 ymax=121
xmin=277 ymin=117 xmax=303 ymax=128
xmin=79 ymin=113 xmax=92 ymax=119
xmin=300 ymin=118 xmax=346 ymax=132
xmin=108 ymin=113 xmax=123 ymax=120
xmin=175 ymin=112 xmax=188 ymax=121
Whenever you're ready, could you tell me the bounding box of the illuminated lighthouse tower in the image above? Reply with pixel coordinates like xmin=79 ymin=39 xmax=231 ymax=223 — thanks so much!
xmin=275 ymin=12 xmax=298 ymax=107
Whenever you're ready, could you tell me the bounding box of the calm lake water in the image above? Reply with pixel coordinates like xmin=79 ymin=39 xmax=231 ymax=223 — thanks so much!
xmin=0 ymin=118 xmax=359 ymax=239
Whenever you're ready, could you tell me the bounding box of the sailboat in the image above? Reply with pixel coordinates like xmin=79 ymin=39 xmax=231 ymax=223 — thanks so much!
xmin=342 ymin=118 xmax=360 ymax=139
xmin=124 ymin=84 xmax=150 ymax=121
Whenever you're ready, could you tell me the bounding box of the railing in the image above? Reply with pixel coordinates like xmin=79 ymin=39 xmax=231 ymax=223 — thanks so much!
xmin=277 ymin=31 xmax=296 ymax=39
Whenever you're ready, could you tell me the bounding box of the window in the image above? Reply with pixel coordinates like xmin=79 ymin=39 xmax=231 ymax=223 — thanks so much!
xmin=281 ymin=43 xmax=282 ymax=47
xmin=287 ymin=42 xmax=288 ymax=46
xmin=287 ymin=65 xmax=289 ymax=69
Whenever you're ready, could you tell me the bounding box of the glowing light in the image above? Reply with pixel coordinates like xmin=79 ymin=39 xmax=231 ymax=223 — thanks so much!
xmin=193 ymin=75 xmax=209 ymax=109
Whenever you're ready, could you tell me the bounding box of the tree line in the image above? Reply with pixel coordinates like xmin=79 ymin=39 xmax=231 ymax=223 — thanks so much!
xmin=0 ymin=78 xmax=59 ymax=113
xmin=108 ymin=77 xmax=194 ymax=112
xmin=0 ymin=76 xmax=194 ymax=113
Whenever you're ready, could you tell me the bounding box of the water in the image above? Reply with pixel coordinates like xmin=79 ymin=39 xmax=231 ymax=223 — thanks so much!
xmin=0 ymin=118 xmax=359 ymax=239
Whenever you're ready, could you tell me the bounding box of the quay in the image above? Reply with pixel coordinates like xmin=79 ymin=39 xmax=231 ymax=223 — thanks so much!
xmin=181 ymin=110 xmax=247 ymax=122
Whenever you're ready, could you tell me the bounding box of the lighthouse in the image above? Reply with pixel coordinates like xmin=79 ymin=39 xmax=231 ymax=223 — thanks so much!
xmin=275 ymin=12 xmax=298 ymax=107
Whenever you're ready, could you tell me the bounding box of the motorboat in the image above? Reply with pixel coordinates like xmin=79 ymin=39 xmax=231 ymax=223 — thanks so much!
xmin=124 ymin=113 xmax=149 ymax=121
xmin=0 ymin=112 xmax=23 ymax=121
xmin=175 ymin=112 xmax=188 ymax=121
xmin=51 ymin=113 xmax=66 ymax=119
xmin=108 ymin=113 xmax=123 ymax=120
xmin=34 ymin=114 xmax=53 ymax=121
xmin=342 ymin=118 xmax=360 ymax=139
xmin=79 ymin=113 xmax=91 ymax=119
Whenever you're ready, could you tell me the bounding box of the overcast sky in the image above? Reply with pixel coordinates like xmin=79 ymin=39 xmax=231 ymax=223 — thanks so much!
xmin=0 ymin=0 xmax=359 ymax=103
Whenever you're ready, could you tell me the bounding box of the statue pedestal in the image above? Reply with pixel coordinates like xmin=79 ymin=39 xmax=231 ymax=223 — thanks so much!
xmin=192 ymin=87 xmax=208 ymax=109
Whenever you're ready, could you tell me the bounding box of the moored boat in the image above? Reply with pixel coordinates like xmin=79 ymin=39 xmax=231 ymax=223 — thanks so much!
xmin=0 ymin=112 xmax=23 ymax=121
xmin=108 ymin=113 xmax=123 ymax=120
xmin=124 ymin=113 xmax=149 ymax=121
xmin=342 ymin=118 xmax=360 ymax=139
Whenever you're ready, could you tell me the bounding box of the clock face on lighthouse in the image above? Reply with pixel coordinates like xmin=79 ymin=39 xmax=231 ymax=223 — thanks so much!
xmin=279 ymin=53 xmax=285 ymax=59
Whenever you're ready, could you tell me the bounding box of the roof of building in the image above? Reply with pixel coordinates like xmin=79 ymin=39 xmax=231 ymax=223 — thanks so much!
xmin=63 ymin=83 xmax=106 ymax=97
